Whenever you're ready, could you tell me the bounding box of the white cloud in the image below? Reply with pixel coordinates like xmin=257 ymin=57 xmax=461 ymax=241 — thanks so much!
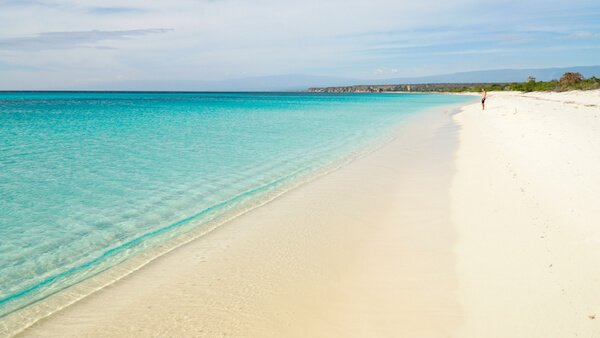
xmin=0 ymin=29 xmax=171 ymax=51
xmin=0 ymin=0 xmax=599 ymax=88
xmin=562 ymin=31 xmax=600 ymax=40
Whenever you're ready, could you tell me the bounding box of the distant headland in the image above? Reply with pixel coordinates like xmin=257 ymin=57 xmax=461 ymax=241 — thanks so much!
xmin=307 ymin=72 xmax=600 ymax=93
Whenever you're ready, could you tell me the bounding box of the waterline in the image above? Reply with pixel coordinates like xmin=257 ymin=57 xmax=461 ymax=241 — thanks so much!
xmin=0 ymin=92 xmax=472 ymax=335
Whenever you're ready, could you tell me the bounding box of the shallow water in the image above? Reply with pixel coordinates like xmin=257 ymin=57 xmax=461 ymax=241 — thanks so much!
xmin=0 ymin=92 xmax=469 ymax=320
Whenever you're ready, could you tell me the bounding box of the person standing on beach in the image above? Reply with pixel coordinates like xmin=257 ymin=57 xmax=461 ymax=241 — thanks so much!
xmin=481 ymin=89 xmax=487 ymax=110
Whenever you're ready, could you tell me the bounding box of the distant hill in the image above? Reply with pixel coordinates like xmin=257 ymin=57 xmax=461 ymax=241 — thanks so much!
xmin=82 ymin=66 xmax=600 ymax=91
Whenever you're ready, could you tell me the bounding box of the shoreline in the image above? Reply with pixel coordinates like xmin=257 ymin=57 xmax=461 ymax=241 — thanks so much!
xmin=15 ymin=101 xmax=466 ymax=337
xmin=0 ymin=102 xmax=441 ymax=336
xmin=10 ymin=90 xmax=600 ymax=337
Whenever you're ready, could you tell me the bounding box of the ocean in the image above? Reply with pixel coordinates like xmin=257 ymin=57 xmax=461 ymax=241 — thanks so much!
xmin=0 ymin=91 xmax=470 ymax=329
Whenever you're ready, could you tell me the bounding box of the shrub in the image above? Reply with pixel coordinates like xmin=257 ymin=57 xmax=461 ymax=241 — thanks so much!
xmin=559 ymin=72 xmax=584 ymax=89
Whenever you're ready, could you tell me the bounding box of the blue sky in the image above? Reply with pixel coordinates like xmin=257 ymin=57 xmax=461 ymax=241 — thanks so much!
xmin=0 ymin=0 xmax=599 ymax=89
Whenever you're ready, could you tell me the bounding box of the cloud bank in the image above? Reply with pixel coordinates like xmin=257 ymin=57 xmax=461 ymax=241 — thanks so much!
xmin=0 ymin=0 xmax=599 ymax=89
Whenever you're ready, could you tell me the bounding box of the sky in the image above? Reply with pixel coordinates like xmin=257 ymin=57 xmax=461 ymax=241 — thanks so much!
xmin=1 ymin=0 xmax=599 ymax=89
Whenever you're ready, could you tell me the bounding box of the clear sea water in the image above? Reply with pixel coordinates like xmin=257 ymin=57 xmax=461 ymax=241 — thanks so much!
xmin=0 ymin=92 xmax=469 ymax=324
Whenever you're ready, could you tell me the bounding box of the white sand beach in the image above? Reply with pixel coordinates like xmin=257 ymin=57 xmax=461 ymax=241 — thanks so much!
xmin=17 ymin=90 xmax=600 ymax=337
xmin=452 ymin=90 xmax=600 ymax=337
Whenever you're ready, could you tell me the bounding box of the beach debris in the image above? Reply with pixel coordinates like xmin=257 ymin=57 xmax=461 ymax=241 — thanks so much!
xmin=589 ymin=314 xmax=596 ymax=320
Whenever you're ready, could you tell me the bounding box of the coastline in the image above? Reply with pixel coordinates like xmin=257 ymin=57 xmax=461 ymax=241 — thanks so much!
xmin=11 ymin=90 xmax=600 ymax=337
xmin=2 ymin=93 xmax=468 ymax=337
xmin=16 ymin=101 xmax=467 ymax=337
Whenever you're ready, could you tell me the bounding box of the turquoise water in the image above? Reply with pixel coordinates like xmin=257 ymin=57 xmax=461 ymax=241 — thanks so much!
xmin=0 ymin=92 xmax=469 ymax=320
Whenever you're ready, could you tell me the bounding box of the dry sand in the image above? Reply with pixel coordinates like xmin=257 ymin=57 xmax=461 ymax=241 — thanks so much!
xmin=452 ymin=90 xmax=600 ymax=337
xmin=14 ymin=90 xmax=600 ymax=337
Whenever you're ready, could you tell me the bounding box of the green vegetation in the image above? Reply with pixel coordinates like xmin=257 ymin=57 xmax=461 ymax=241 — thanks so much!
xmin=308 ymin=72 xmax=600 ymax=93
xmin=447 ymin=72 xmax=600 ymax=93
